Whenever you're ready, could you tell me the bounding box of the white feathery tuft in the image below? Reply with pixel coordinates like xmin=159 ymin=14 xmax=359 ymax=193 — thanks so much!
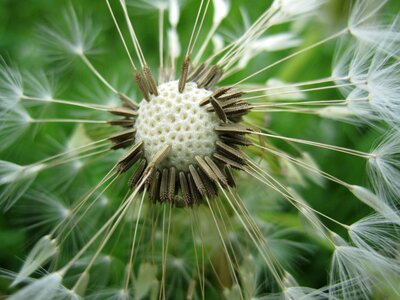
xmin=77 ymin=76 xmax=131 ymax=107
xmin=299 ymin=152 xmax=326 ymax=187
xmin=333 ymin=39 xmax=400 ymax=125
xmin=21 ymin=191 xmax=73 ymax=230
xmin=331 ymin=245 xmax=400 ymax=300
xmin=0 ymin=106 xmax=31 ymax=152
xmin=167 ymin=0 xmax=181 ymax=62
xmin=0 ymin=161 xmax=44 ymax=211
xmin=368 ymin=131 xmax=400 ymax=204
xmin=345 ymin=88 xmax=373 ymax=122
xmin=317 ymin=106 xmax=357 ymax=123
xmin=237 ymin=33 xmax=302 ymax=70
xmin=212 ymin=34 xmax=224 ymax=53
xmin=0 ymin=161 xmax=25 ymax=185
xmin=348 ymin=0 xmax=388 ymax=29
xmin=264 ymin=78 xmax=306 ymax=100
xmin=348 ymin=185 xmax=399 ymax=222
xmin=366 ymin=47 xmax=400 ymax=126
xmin=9 ymin=272 xmax=63 ymax=300
xmin=212 ymin=0 xmax=230 ymax=26
xmin=332 ymin=41 xmax=353 ymax=93
xmin=349 ymin=214 xmax=400 ymax=257
xmin=333 ymin=42 xmax=371 ymax=96
xmin=12 ymin=235 xmax=58 ymax=287
xmin=0 ymin=58 xmax=23 ymax=109
xmin=169 ymin=0 xmax=180 ymax=28
xmin=287 ymin=187 xmax=329 ymax=241
xmin=271 ymin=0 xmax=327 ymax=23
xmin=39 ymin=4 xmax=100 ymax=64
xmin=349 ymin=1 xmax=400 ymax=54
xmin=282 ymin=273 xmax=362 ymax=300
xmin=285 ymin=286 xmax=334 ymax=300
xmin=24 ymin=71 xmax=56 ymax=103
xmin=168 ymin=28 xmax=181 ymax=60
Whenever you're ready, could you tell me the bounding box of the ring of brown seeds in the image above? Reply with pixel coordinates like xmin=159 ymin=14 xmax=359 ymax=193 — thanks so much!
xmin=107 ymin=61 xmax=253 ymax=207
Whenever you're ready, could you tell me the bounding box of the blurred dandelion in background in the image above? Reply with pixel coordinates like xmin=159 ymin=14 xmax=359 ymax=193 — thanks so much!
xmin=0 ymin=0 xmax=399 ymax=299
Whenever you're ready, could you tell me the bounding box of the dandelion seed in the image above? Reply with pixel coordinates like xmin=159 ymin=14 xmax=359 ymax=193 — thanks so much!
xmin=0 ymin=57 xmax=24 ymax=108
xmin=0 ymin=161 xmax=45 ymax=210
xmin=39 ymin=4 xmax=100 ymax=64
xmin=8 ymin=272 xmax=63 ymax=300
xmin=2 ymin=0 xmax=400 ymax=299
xmin=368 ymin=131 xmax=400 ymax=203
xmin=11 ymin=235 xmax=58 ymax=287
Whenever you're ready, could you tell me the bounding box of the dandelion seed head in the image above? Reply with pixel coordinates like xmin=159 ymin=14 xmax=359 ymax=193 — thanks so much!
xmin=3 ymin=0 xmax=400 ymax=299
xmin=135 ymin=81 xmax=219 ymax=171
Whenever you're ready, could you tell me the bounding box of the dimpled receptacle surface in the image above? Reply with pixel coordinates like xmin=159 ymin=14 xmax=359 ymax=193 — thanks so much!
xmin=135 ymin=81 xmax=219 ymax=171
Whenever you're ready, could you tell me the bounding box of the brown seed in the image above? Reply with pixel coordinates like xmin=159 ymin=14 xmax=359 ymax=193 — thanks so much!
xmin=179 ymin=171 xmax=191 ymax=206
xmin=142 ymin=144 xmax=171 ymax=183
xmin=195 ymin=156 xmax=218 ymax=183
xmin=188 ymin=173 xmax=201 ymax=205
xmin=109 ymin=128 xmax=136 ymax=143
xmin=224 ymin=165 xmax=236 ymax=188
xmin=146 ymin=144 xmax=171 ymax=172
xmin=207 ymin=98 xmax=243 ymax=111
xmin=118 ymin=93 xmax=139 ymax=110
xmin=160 ymin=168 xmax=169 ymax=202
xmin=199 ymin=86 xmax=232 ymax=106
xmin=143 ymin=66 xmax=159 ymax=96
xmin=187 ymin=63 xmax=205 ymax=82
xmin=224 ymin=104 xmax=252 ymax=115
xmin=213 ymin=153 xmax=245 ymax=170
xmin=108 ymin=107 xmax=138 ymax=117
xmin=216 ymin=141 xmax=246 ymax=163
xmin=196 ymin=166 xmax=217 ymax=198
xmin=110 ymin=138 xmax=135 ymax=150
xmin=213 ymin=86 xmax=232 ymax=98
xmin=210 ymin=97 xmax=227 ymax=122
xmin=150 ymin=171 xmax=161 ymax=202
xmin=204 ymin=68 xmax=223 ymax=90
xmin=193 ymin=65 xmax=212 ymax=84
xmin=168 ymin=167 xmax=176 ymax=203
xmin=144 ymin=168 xmax=156 ymax=187
xmin=179 ymin=55 xmax=191 ymax=93
xmin=189 ymin=165 xmax=207 ymax=196
xmin=108 ymin=119 xmax=135 ymax=127
xmin=129 ymin=159 xmax=147 ymax=187
xmin=220 ymin=134 xmax=252 ymax=146
xmin=214 ymin=124 xmax=251 ymax=135
xmin=117 ymin=150 xmax=143 ymax=173
xmin=218 ymin=91 xmax=245 ymax=101
xmin=204 ymin=156 xmax=228 ymax=188
xmin=134 ymin=69 xmax=150 ymax=102
xmin=197 ymin=65 xmax=219 ymax=88
xmin=117 ymin=141 xmax=144 ymax=166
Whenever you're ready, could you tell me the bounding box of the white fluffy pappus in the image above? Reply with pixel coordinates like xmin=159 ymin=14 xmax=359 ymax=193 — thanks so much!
xmin=368 ymin=130 xmax=400 ymax=204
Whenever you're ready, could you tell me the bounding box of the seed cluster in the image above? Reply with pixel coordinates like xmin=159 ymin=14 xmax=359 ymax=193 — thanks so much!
xmin=108 ymin=63 xmax=252 ymax=206
xmin=135 ymin=81 xmax=219 ymax=171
